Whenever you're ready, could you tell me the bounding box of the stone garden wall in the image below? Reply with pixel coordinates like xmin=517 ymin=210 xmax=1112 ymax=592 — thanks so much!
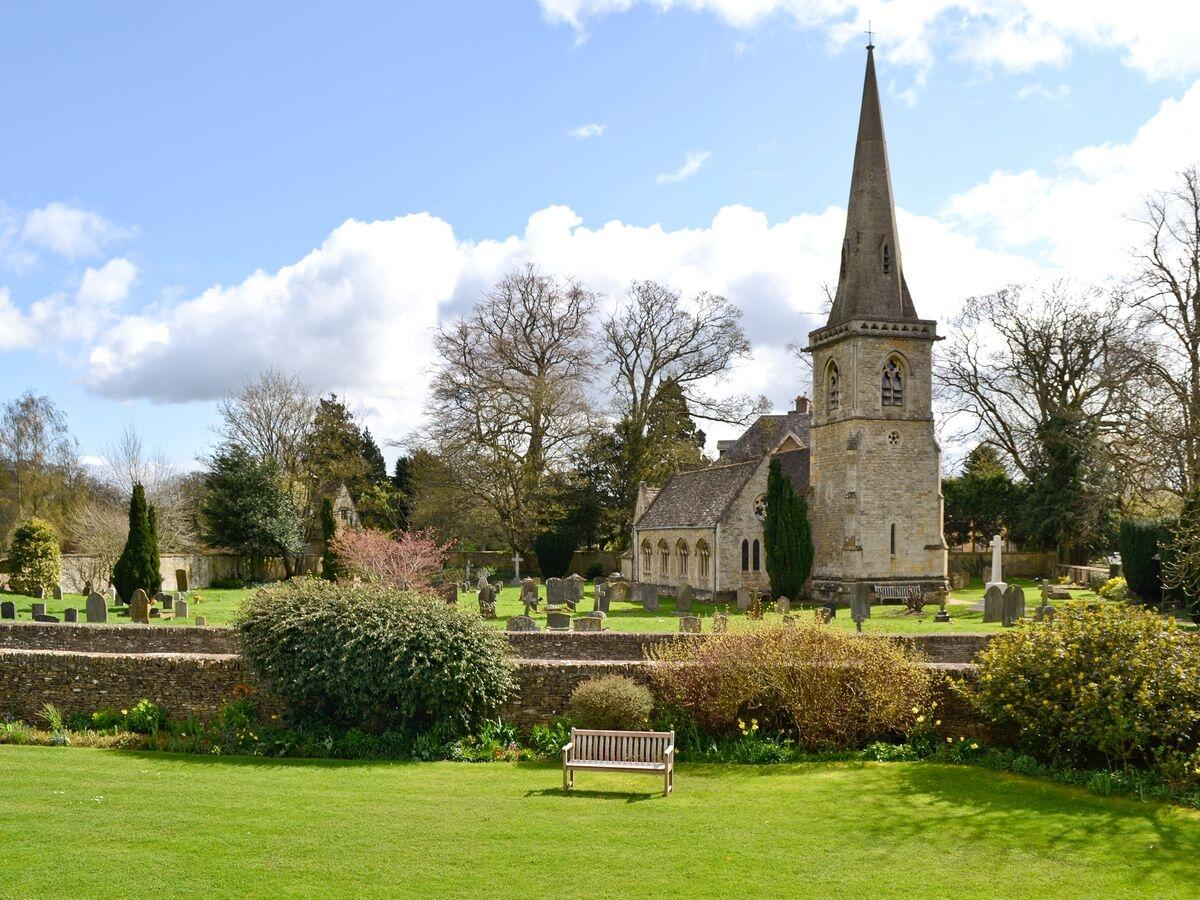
xmin=947 ymin=550 xmax=1055 ymax=580
xmin=446 ymin=550 xmax=620 ymax=580
xmin=56 ymin=551 xmax=323 ymax=593
xmin=0 ymin=622 xmax=239 ymax=655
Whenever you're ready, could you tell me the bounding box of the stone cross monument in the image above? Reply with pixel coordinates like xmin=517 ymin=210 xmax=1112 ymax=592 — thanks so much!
xmin=511 ymin=552 xmax=523 ymax=585
xmin=986 ymin=534 xmax=1005 ymax=590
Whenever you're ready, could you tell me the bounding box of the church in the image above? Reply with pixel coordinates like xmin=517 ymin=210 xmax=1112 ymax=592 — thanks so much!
xmin=630 ymin=44 xmax=949 ymax=603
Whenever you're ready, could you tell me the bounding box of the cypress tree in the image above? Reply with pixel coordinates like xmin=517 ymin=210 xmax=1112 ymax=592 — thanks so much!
xmin=320 ymin=497 xmax=340 ymax=581
xmin=763 ymin=458 xmax=814 ymax=599
xmin=113 ymin=484 xmax=157 ymax=602
xmin=145 ymin=504 xmax=163 ymax=594
xmin=1118 ymin=519 xmax=1165 ymax=603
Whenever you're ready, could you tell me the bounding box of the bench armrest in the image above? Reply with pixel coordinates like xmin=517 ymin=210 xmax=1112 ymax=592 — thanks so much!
xmin=663 ymin=743 xmax=675 ymax=756
xmin=562 ymin=741 xmax=574 ymax=753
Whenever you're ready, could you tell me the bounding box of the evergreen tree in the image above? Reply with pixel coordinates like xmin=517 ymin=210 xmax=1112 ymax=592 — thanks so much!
xmin=763 ymin=458 xmax=813 ymax=599
xmin=7 ymin=517 xmax=61 ymax=595
xmin=113 ymin=484 xmax=158 ymax=601
xmin=358 ymin=427 xmax=388 ymax=485
xmin=391 ymin=456 xmax=413 ymax=531
xmin=1163 ymin=487 xmax=1200 ymax=620
xmin=1118 ymin=519 xmax=1167 ymax=604
xmin=145 ymin=504 xmax=163 ymax=594
xmin=320 ymin=496 xmax=340 ymax=581
xmin=943 ymin=444 xmax=1018 ymax=548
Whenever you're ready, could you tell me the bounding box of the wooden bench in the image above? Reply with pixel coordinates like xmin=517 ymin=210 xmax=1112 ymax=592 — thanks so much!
xmin=873 ymin=583 xmax=926 ymax=612
xmin=562 ymin=728 xmax=675 ymax=797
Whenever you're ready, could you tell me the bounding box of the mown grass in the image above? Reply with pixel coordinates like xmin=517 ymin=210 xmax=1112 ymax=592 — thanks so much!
xmin=1 ymin=746 xmax=1198 ymax=898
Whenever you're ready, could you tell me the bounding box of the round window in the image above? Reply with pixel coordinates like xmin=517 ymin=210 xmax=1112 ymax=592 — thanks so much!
xmin=887 ymin=430 xmax=901 ymax=447
xmin=753 ymin=495 xmax=768 ymax=520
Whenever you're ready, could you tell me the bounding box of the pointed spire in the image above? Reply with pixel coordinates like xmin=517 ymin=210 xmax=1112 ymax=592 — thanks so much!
xmin=825 ymin=45 xmax=918 ymax=327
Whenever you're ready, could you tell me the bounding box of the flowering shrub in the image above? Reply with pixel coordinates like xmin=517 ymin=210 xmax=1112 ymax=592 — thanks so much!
xmin=962 ymin=605 xmax=1200 ymax=769
xmin=125 ymin=699 xmax=168 ymax=735
xmin=569 ymin=676 xmax=653 ymax=731
xmin=648 ymin=623 xmax=932 ymax=750
xmin=331 ymin=527 xmax=449 ymax=591
xmin=1098 ymin=576 xmax=1129 ymax=601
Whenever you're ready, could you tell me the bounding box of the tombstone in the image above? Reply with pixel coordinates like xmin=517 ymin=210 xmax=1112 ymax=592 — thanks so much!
xmin=175 ymin=599 xmax=189 ymax=619
xmin=949 ymin=569 xmax=970 ymax=591
xmin=32 ymin=585 xmax=45 ymax=599
xmin=850 ymin=582 xmax=872 ymax=620
xmin=31 ymin=602 xmax=46 ymax=617
xmin=476 ymin=571 xmax=490 ymax=593
xmin=156 ymin=592 xmax=173 ymax=610
xmin=822 ymin=602 xmax=837 ymax=619
xmin=477 ymin=585 xmax=497 ymax=619
xmin=985 ymin=534 xmax=1005 ymax=591
xmin=107 ymin=585 xmax=117 ymax=603
xmin=519 ymin=578 xmax=539 ymax=613
xmin=679 ymin=615 xmax=702 ymax=634
xmin=546 ymin=611 xmax=571 ymax=630
xmin=195 ymin=616 xmax=207 ymax=626
xmin=130 ymin=589 xmax=151 ymax=624
xmin=585 ymin=610 xmax=607 ymax=619
xmin=736 ymin=586 xmax=752 ymax=611
xmin=593 ymin=578 xmax=610 ymax=613
xmin=1001 ymin=584 xmax=1026 ymax=627
xmin=573 ymin=616 xmax=602 ymax=633
xmin=640 ymin=583 xmax=660 ymax=612
xmin=712 ymin=613 xmax=728 ymax=634
xmin=982 ymin=584 xmax=1004 ymax=624
xmin=175 ymin=569 xmax=189 ymax=593
xmin=775 ymin=596 xmax=790 ymax=616
xmin=510 ymin=552 xmax=524 ymax=585
xmin=85 ymin=592 xmax=108 ymax=623
xmin=814 ymin=607 xmax=832 ymax=624
xmin=82 ymin=580 xmax=93 ymax=597
xmin=63 ymin=607 xmax=78 ymax=623
xmin=51 ymin=585 xmax=63 ymax=600
xmin=506 ymin=615 xmax=539 ymax=632
xmin=1 ymin=600 xmax=15 ymax=619
xmin=675 ymin=582 xmax=694 ymax=615
xmin=566 ymin=574 xmax=585 ymax=605
xmin=149 ymin=607 xmax=161 ymax=619
xmin=441 ymin=583 xmax=459 ymax=606
xmin=33 ymin=613 xmax=59 ymax=623
xmin=608 ymin=578 xmax=631 ymax=604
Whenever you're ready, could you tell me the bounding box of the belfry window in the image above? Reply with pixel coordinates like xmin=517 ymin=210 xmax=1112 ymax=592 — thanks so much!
xmin=882 ymin=358 xmax=903 ymax=407
xmin=828 ymin=363 xmax=840 ymax=411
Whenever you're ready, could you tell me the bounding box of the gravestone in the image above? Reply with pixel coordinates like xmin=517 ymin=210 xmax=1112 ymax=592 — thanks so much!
xmin=63 ymin=607 xmax=78 ymax=623
xmin=506 ymin=615 xmax=539 ymax=632
xmin=32 ymin=585 xmax=45 ymax=599
xmin=545 ymin=578 xmax=567 ymax=608
xmin=175 ymin=569 xmax=189 ymax=593
xmin=608 ymin=578 xmax=631 ymax=604
xmin=712 ymin=613 xmax=728 ymax=634
xmin=546 ymin=611 xmax=571 ymax=630
xmin=949 ymin=569 xmax=970 ymax=591
xmin=573 ymin=616 xmax=602 ymax=632
xmin=195 ymin=616 xmax=207 ymax=626
xmin=441 ymin=583 xmax=459 ymax=606
xmin=593 ymin=578 xmax=609 ymax=613
xmin=85 ymin=592 xmax=108 ymax=623
xmin=736 ymin=586 xmax=751 ymax=611
xmin=1001 ymin=584 xmax=1026 ymax=627
xmin=520 ymin=578 xmax=539 ymax=614
xmin=51 ymin=585 xmax=63 ymax=600
xmin=1 ymin=600 xmax=15 ymax=619
xmin=566 ymin=574 xmax=585 ymax=605
xmin=476 ymin=571 xmax=490 ymax=593
xmin=478 ymin=585 xmax=497 ymax=619
xmin=985 ymin=534 xmax=1006 ymax=591
xmin=107 ymin=585 xmax=117 ymax=603
xmin=675 ymin=582 xmax=694 ymax=615
xmin=679 ymin=615 xmax=701 ymax=634
xmin=33 ymin=613 xmax=59 ymax=623
xmin=814 ymin=607 xmax=833 ymax=624
xmin=775 ymin=596 xmax=790 ymax=616
xmin=150 ymin=607 xmax=161 ymax=619
xmin=156 ymin=592 xmax=173 ymax=610
xmin=31 ymin=602 xmax=46 ymax=617
xmin=82 ymin=581 xmax=93 ymax=597
xmin=822 ymin=602 xmax=837 ymax=619
xmin=982 ymin=584 xmax=1004 ymax=624
xmin=175 ymin=599 xmax=189 ymax=619
xmin=640 ymin=583 xmax=660 ymax=612
xmin=585 ymin=610 xmax=607 ymax=619
xmin=850 ymin=582 xmax=872 ymax=620
xmin=130 ymin=589 xmax=151 ymax=624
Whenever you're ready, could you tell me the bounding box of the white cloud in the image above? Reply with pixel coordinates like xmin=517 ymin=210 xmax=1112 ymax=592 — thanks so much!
xmin=538 ymin=1 xmax=1200 ymax=79
xmin=1016 ymin=82 xmax=1070 ymax=102
xmin=20 ymin=202 xmax=131 ymax=259
xmin=0 ymin=287 xmax=39 ymax=349
xmin=568 ymin=122 xmax=606 ymax=138
xmin=656 ymin=150 xmax=711 ymax=184
xmin=0 ymin=257 xmax=139 ymax=350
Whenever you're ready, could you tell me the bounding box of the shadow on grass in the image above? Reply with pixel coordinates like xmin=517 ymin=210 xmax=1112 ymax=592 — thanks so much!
xmin=524 ymin=786 xmax=661 ymax=803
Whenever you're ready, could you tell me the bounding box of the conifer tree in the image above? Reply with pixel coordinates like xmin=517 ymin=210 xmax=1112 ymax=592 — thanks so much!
xmin=320 ymin=497 xmax=341 ymax=581
xmin=145 ymin=504 xmax=163 ymax=594
xmin=763 ymin=458 xmax=814 ymax=599
xmin=113 ymin=484 xmax=158 ymax=601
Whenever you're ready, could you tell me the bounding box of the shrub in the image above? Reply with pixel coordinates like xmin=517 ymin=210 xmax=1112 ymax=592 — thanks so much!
xmin=7 ymin=518 xmax=61 ymax=595
xmin=236 ymin=579 xmax=515 ymax=735
xmin=1119 ymin=519 xmax=1166 ymax=603
xmin=534 ymin=526 xmax=577 ymax=579
xmin=569 ymin=676 xmax=654 ymax=731
xmin=113 ymin=485 xmax=161 ymax=602
xmin=649 ymin=624 xmax=931 ymax=750
xmin=583 ymin=562 xmax=605 ymax=580
xmin=962 ymin=605 xmax=1200 ymax=769
xmin=209 ymin=576 xmax=245 ymax=590
xmin=330 ymin=528 xmax=448 ymax=591
xmin=125 ymin=699 xmax=167 ymax=735
xmin=1098 ymin=576 xmax=1129 ymax=601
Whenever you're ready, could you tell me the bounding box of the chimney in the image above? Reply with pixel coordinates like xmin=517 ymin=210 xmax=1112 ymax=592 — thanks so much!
xmin=717 ymin=440 xmax=736 ymax=458
xmin=795 ymin=395 xmax=812 ymax=415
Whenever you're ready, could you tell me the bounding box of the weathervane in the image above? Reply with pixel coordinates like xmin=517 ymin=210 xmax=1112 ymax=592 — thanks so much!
xmin=865 ymin=20 xmax=875 ymax=50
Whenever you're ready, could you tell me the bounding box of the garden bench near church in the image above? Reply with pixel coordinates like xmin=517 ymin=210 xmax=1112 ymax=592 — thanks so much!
xmin=873 ymin=583 xmax=926 ymax=612
xmin=562 ymin=728 xmax=675 ymax=797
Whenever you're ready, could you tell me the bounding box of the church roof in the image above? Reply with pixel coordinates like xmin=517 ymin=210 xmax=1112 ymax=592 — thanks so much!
xmin=635 ymin=460 xmax=758 ymax=529
xmin=774 ymin=447 xmax=811 ymax=496
xmin=825 ymin=45 xmax=919 ymax=327
xmin=717 ymin=409 xmax=811 ymax=462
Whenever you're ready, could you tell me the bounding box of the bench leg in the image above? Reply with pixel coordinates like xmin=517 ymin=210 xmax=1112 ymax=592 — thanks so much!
xmin=664 ymin=766 xmax=670 ymax=797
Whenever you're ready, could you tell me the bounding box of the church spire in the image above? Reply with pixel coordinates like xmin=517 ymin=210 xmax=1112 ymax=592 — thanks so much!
xmin=826 ymin=44 xmax=918 ymax=327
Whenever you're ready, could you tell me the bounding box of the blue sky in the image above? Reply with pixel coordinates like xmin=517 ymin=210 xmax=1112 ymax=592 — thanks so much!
xmin=3 ymin=1 xmax=1199 ymax=470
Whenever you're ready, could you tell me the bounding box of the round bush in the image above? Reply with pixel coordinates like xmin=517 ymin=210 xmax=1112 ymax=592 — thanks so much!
xmin=649 ymin=623 xmax=931 ymax=750
xmin=236 ymin=579 xmax=516 ymax=735
xmin=1097 ymin=576 xmax=1129 ymax=601
xmin=965 ymin=605 xmax=1200 ymax=768
xmin=7 ymin=518 xmax=61 ymax=595
xmin=569 ymin=676 xmax=654 ymax=731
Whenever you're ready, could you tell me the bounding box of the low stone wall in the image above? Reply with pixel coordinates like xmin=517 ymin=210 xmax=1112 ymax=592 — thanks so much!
xmin=498 ymin=660 xmax=655 ymax=727
xmin=947 ymin=550 xmax=1055 ymax=579
xmin=0 ymin=622 xmax=238 ymax=655
xmin=446 ymin=550 xmax=620 ymax=580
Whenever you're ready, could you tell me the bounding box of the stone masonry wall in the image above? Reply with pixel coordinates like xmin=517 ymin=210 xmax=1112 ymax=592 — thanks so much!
xmin=0 ymin=622 xmax=239 ymax=655
xmin=716 ymin=455 xmax=773 ymax=595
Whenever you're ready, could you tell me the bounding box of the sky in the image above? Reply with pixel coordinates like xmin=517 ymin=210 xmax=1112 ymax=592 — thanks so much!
xmin=3 ymin=1 xmax=1200 ymax=473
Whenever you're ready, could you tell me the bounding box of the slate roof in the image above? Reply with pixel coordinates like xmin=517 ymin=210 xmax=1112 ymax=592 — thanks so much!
xmin=635 ymin=460 xmax=758 ymax=529
xmin=774 ymin=447 xmax=811 ymax=495
xmin=718 ymin=410 xmax=811 ymax=461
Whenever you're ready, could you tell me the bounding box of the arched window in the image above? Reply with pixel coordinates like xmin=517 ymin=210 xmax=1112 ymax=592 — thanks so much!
xmin=882 ymin=241 xmax=891 ymax=275
xmin=641 ymin=540 xmax=653 ymax=576
xmin=658 ymin=540 xmax=670 ymax=575
xmin=890 ymin=523 xmax=897 ymax=556
xmin=697 ymin=540 xmax=710 ymax=579
xmin=752 ymin=539 xmax=761 ymax=572
xmin=741 ymin=539 xmax=750 ymax=571
xmin=676 ymin=540 xmax=690 ymax=580
xmin=828 ymin=362 xmax=840 ymax=412
xmin=882 ymin=357 xmax=903 ymax=407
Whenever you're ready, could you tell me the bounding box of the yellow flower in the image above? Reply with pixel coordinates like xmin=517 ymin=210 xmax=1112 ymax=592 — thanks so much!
xmin=120 ymin=709 xmax=127 ymax=716
xmin=738 ymin=719 xmax=745 ymax=730
xmin=934 ymin=720 xmax=941 ymax=726
xmin=916 ymin=716 xmax=926 ymax=724
xmin=970 ymin=743 xmax=979 ymax=750
xmin=946 ymin=737 xmax=953 ymax=743
xmin=911 ymin=706 xmax=919 ymax=714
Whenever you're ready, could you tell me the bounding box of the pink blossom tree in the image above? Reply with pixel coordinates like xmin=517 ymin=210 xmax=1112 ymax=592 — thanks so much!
xmin=330 ymin=528 xmax=448 ymax=592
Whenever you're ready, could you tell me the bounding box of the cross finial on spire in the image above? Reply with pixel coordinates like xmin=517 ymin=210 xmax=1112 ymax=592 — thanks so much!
xmin=865 ymin=20 xmax=875 ymax=50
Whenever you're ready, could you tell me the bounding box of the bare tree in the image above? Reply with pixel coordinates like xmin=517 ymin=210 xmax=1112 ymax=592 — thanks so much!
xmin=0 ymin=391 xmax=85 ymax=543
xmin=425 ymin=266 xmax=595 ymax=551
xmin=1122 ymin=166 xmax=1200 ymax=497
xmin=100 ymin=423 xmax=195 ymax=551
xmin=214 ymin=368 xmax=316 ymax=479
xmin=66 ymin=491 xmax=127 ymax=590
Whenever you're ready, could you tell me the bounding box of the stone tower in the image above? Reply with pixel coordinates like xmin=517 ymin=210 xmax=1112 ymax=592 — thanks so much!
xmin=807 ymin=44 xmax=948 ymax=601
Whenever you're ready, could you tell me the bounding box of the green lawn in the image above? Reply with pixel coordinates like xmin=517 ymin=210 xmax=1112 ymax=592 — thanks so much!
xmin=2 ymin=587 xmax=255 ymax=626
xmin=1 ymin=746 xmax=1198 ymax=897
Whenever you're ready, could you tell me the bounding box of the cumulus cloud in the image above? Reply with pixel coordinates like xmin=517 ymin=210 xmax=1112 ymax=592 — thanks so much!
xmin=656 ymin=150 xmax=711 ymax=184
xmin=568 ymin=122 xmax=606 ymax=138
xmin=537 ymin=0 xmax=1200 ymax=79
xmin=20 ymin=201 xmax=131 ymax=259
xmin=0 ymin=257 xmax=139 ymax=350
xmin=1015 ymin=82 xmax=1070 ymax=102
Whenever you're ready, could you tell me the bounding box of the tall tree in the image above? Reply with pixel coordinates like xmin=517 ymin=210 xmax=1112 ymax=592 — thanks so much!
xmin=763 ymin=457 xmax=814 ymax=599
xmin=0 ymin=391 xmax=84 ymax=544
xmin=100 ymin=423 xmax=195 ymax=552
xmin=112 ymin=484 xmax=160 ymax=601
xmin=942 ymin=444 xmax=1018 ymax=549
xmin=214 ymin=369 xmax=316 ymax=480
xmin=391 ymin=456 xmax=413 ymax=531
xmin=426 ymin=266 xmax=594 ymax=552
xmin=602 ymin=281 xmax=760 ymax=543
